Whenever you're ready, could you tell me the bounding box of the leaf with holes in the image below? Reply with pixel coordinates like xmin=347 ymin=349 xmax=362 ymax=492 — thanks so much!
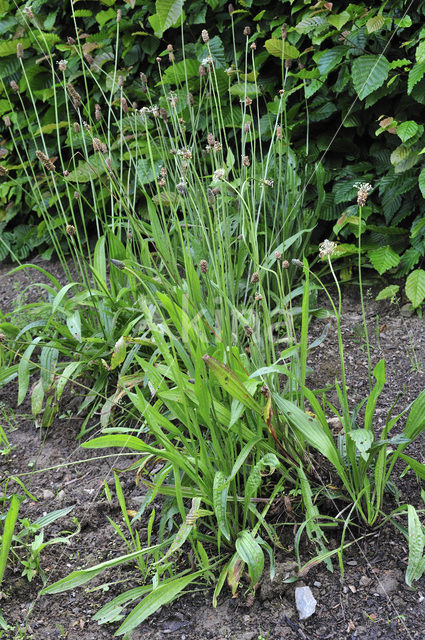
xmin=368 ymin=246 xmax=400 ymax=275
xmin=405 ymin=269 xmax=425 ymax=308
xmin=352 ymin=55 xmax=389 ymax=100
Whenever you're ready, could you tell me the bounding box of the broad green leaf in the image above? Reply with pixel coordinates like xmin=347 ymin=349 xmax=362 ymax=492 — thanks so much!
xmin=116 ymin=572 xmax=202 ymax=635
xmin=0 ymin=38 xmax=30 ymax=57
xmin=156 ymin=0 xmax=184 ymax=34
xmin=366 ymin=15 xmax=385 ymax=33
xmin=66 ymin=310 xmax=81 ymax=342
xmin=159 ymin=59 xmax=199 ymax=85
xmin=110 ymin=336 xmax=127 ymax=370
xmin=264 ymin=39 xmax=299 ymax=60
xmin=35 ymin=121 xmax=68 ymax=136
xmin=404 ymin=389 xmax=425 ymax=442
xmin=41 ymin=548 xmax=161 ymax=594
xmin=368 ymin=246 xmax=400 ymax=275
xmin=18 ymin=337 xmax=42 ymax=405
xmin=136 ymin=158 xmax=162 ymax=186
xmin=408 ymin=62 xmax=425 ymax=95
xmin=235 ymin=530 xmax=264 ymax=586
xmin=375 ymin=285 xmax=399 ymax=300
xmin=349 ymin=429 xmax=373 ymax=461
xmin=65 ymin=155 xmax=107 ymax=182
xmin=397 ymin=120 xmax=418 ymax=142
xmin=419 ymin=166 xmax=425 ymax=198
xmin=0 ymin=495 xmax=21 ymax=586
xmin=203 ymin=355 xmax=262 ymax=414
xmin=390 ymin=144 xmax=419 ymax=173
xmin=405 ymin=269 xmax=425 ymax=308
xmin=352 ymin=55 xmax=389 ymax=100
xmin=406 ymin=505 xmax=425 ymax=586
xmin=313 ymin=47 xmax=346 ymax=75
xmin=31 ymin=379 xmax=44 ymax=417
xmin=213 ymin=471 xmax=230 ymax=541
xmin=327 ymin=11 xmax=350 ymax=30
xmin=229 ymin=83 xmax=260 ymax=98
xmin=416 ymin=41 xmax=425 ymax=63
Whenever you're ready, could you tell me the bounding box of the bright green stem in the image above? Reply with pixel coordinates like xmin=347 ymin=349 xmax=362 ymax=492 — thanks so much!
xmin=358 ymin=205 xmax=372 ymax=390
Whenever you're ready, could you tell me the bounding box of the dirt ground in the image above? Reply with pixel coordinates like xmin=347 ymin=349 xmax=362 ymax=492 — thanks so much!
xmin=0 ymin=258 xmax=424 ymax=640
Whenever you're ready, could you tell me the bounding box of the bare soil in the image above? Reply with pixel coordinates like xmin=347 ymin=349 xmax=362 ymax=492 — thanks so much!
xmin=1 ymin=258 xmax=424 ymax=640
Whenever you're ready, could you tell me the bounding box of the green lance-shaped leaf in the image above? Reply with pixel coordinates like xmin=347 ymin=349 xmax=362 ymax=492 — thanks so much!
xmin=213 ymin=471 xmax=231 ymax=542
xmin=115 ymin=572 xmax=202 ymax=636
xmin=405 ymin=269 xmax=425 ymax=308
xmin=235 ymin=530 xmax=264 ymax=587
xmin=110 ymin=336 xmax=127 ymax=370
xmin=202 ymin=355 xmax=262 ymax=414
xmin=352 ymin=54 xmax=389 ymax=100
xmin=406 ymin=505 xmax=425 ymax=586
xmin=0 ymin=495 xmax=21 ymax=587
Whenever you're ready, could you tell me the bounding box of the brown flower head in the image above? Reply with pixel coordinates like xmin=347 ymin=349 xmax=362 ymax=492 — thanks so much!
xmin=201 ymin=29 xmax=209 ymax=43
xmin=250 ymin=271 xmax=259 ymax=284
xmin=199 ymin=259 xmax=208 ymax=274
xmin=36 ymin=150 xmax=55 ymax=171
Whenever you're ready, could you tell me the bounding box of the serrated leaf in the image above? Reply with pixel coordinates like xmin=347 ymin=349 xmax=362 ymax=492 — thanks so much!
xmin=65 ymin=155 xmax=107 ymax=183
xmin=352 ymin=54 xmax=389 ymax=100
xmin=156 ymin=0 xmax=184 ymax=34
xmin=159 ymin=59 xmax=199 ymax=85
xmin=416 ymin=41 xmax=425 ymax=64
xmin=397 ymin=120 xmax=418 ymax=142
xmin=0 ymin=38 xmax=30 ymax=57
xmin=405 ymin=269 xmax=425 ymax=308
xmin=419 ymin=166 xmax=425 ymax=198
xmin=264 ymin=39 xmax=299 ymax=60
xmin=368 ymin=246 xmax=400 ymax=275
xmin=390 ymin=144 xmax=419 ymax=173
xmin=35 ymin=121 xmax=69 ymax=136
xmin=229 ymin=83 xmax=260 ymax=98
xmin=366 ymin=15 xmax=385 ymax=33
xmin=408 ymin=62 xmax=425 ymax=95
xmin=375 ymin=285 xmax=399 ymax=300
xmin=313 ymin=46 xmax=346 ymax=75
xmin=328 ymin=11 xmax=350 ymax=30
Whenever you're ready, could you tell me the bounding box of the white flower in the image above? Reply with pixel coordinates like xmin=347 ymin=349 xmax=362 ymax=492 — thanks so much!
xmin=213 ymin=168 xmax=225 ymax=180
xmin=319 ymin=239 xmax=337 ymax=259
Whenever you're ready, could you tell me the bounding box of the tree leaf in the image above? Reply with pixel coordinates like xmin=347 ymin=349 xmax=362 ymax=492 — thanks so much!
xmin=408 ymin=62 xmax=425 ymax=95
xmin=264 ymin=39 xmax=300 ymax=60
xmin=368 ymin=246 xmax=400 ymax=275
xmin=366 ymin=15 xmax=385 ymax=33
xmin=405 ymin=269 xmax=425 ymax=308
xmin=375 ymin=285 xmax=399 ymax=300
xmin=156 ymin=0 xmax=184 ymax=35
xmin=159 ymin=59 xmax=199 ymax=85
xmin=352 ymin=54 xmax=389 ymax=100
xmin=418 ymin=166 xmax=425 ymax=198
xmin=397 ymin=120 xmax=418 ymax=142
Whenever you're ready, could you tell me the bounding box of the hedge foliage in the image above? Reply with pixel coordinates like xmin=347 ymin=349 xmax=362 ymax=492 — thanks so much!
xmin=0 ymin=0 xmax=424 ymax=291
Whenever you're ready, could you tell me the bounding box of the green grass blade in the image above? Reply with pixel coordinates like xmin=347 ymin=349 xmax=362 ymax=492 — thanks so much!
xmin=0 ymin=495 xmax=21 ymax=587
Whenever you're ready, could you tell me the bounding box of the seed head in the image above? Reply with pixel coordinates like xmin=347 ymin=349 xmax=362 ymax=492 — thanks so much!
xmin=158 ymin=177 xmax=166 ymax=187
xmin=4 ymin=116 xmax=11 ymax=127
xmin=156 ymin=57 xmax=161 ymax=63
xmin=354 ymin=182 xmax=372 ymax=207
xmin=121 ymin=97 xmax=128 ymax=113
xmin=213 ymin=141 xmax=222 ymax=152
xmin=160 ymin=167 xmax=167 ymax=177
xmin=10 ymin=80 xmax=19 ymax=92
xmin=36 ymin=150 xmax=55 ymax=171
xmin=213 ymin=168 xmax=225 ymax=181
xmin=207 ymin=188 xmax=216 ymax=205
xmin=187 ymin=93 xmax=194 ymax=106
xmin=244 ymin=325 xmax=253 ymax=338
xmin=291 ymin=259 xmax=303 ymax=267
xmin=116 ymin=9 xmax=122 ymax=22
xmin=243 ymin=26 xmax=251 ymax=36
xmin=201 ymin=29 xmax=209 ymax=43
xmin=168 ymin=52 xmax=175 ymax=63
xmin=67 ymin=36 xmax=75 ymax=45
xmin=63 ymin=170 xmax=69 ymax=177
xmin=17 ymin=43 xmax=24 ymax=59
xmin=207 ymin=133 xmax=215 ymax=147
xmin=274 ymin=250 xmax=282 ymax=260
xmin=73 ymin=122 xmax=80 ymax=133
xmin=66 ymin=224 xmax=76 ymax=236
xmin=0 ymin=166 xmax=8 ymax=177
xmin=319 ymin=239 xmax=337 ymax=259
xmin=95 ymin=104 xmax=102 ymax=121
xmin=264 ymin=178 xmax=274 ymax=187
xmin=92 ymin=138 xmax=102 ymax=152
xmin=176 ymin=182 xmax=187 ymax=196
xmin=74 ymin=191 xmax=80 ymax=200
xmin=199 ymin=64 xmax=206 ymax=77
xmin=212 ymin=186 xmax=220 ymax=195
xmin=66 ymin=83 xmax=81 ymax=109
xmin=276 ymin=126 xmax=282 ymax=140
xmin=84 ymin=53 xmax=94 ymax=65
xmin=244 ymin=96 xmax=253 ymax=106
xmin=167 ymin=44 xmax=173 ymax=52
xmin=160 ymin=107 xmax=168 ymax=122
xmin=250 ymin=271 xmax=259 ymax=284
xmin=228 ymin=4 xmax=235 ymax=14
xmin=282 ymin=260 xmax=290 ymax=269
xmin=255 ymin=293 xmax=263 ymax=301
xmin=57 ymin=59 xmax=68 ymax=72
xmin=25 ymin=6 xmax=34 ymax=19
xmin=140 ymin=72 xmax=147 ymax=84
xmin=243 ymin=155 xmax=250 ymax=167
xmin=244 ymin=122 xmax=251 ymax=133
xmin=250 ymin=43 xmax=257 ymax=50
xmin=118 ymin=75 xmax=124 ymax=87
xmin=105 ymin=157 xmax=114 ymax=174
xmin=199 ymin=259 xmax=208 ymax=274
xmin=281 ymin=24 xmax=287 ymax=40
